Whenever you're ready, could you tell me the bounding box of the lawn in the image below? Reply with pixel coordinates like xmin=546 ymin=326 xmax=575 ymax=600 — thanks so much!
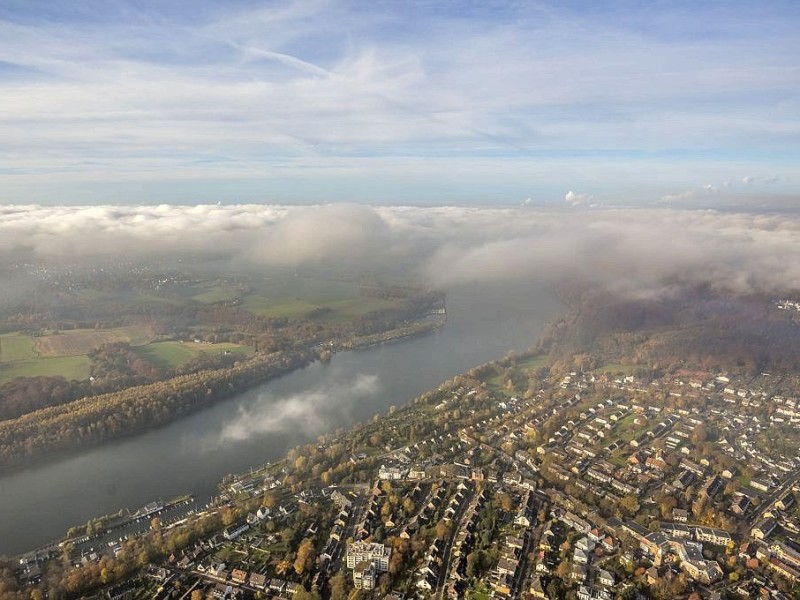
xmin=470 ymin=582 xmax=493 ymax=600
xmin=518 ymin=354 xmax=548 ymax=371
xmin=595 ymin=363 xmax=639 ymax=375
xmin=485 ymin=373 xmax=509 ymax=394
xmin=264 ymin=541 xmax=289 ymax=554
xmin=611 ymin=414 xmax=640 ymax=443
xmin=134 ymin=341 xmax=253 ymax=370
xmin=0 ymin=355 xmax=91 ymax=384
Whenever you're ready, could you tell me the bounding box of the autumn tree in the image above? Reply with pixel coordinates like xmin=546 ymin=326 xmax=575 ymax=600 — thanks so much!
xmin=294 ymin=539 xmax=316 ymax=575
xmin=328 ymin=571 xmax=349 ymax=600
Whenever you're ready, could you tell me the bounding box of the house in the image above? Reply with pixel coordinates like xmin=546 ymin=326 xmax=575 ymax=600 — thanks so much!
xmin=672 ymin=508 xmax=689 ymax=523
xmin=751 ymin=517 xmax=777 ymax=541
xmin=268 ymin=579 xmax=287 ymax=594
xmin=601 ymin=535 xmax=618 ymax=553
xmin=529 ymin=576 xmax=547 ymax=598
xmin=248 ymin=573 xmax=267 ymax=589
xmin=571 ymin=563 xmax=588 ymax=583
xmin=497 ymin=557 xmax=520 ymax=576
xmin=671 ymin=470 xmax=694 ymax=490
xmin=772 ymin=542 xmax=800 ymax=569
xmin=597 ymin=568 xmax=614 ymax=587
xmin=768 ymin=558 xmax=800 ymax=583
xmin=106 ymin=581 xmax=137 ymax=600
xmin=702 ymin=476 xmax=724 ymax=498
xmin=573 ymin=548 xmax=589 ymax=565
xmin=378 ymin=464 xmax=406 ymax=480
xmin=416 ymin=574 xmax=435 ymax=591
xmin=749 ymin=477 xmax=771 ymax=493
xmin=731 ymin=494 xmax=751 ymax=516
xmin=494 ymin=573 xmax=514 ymax=596
xmin=775 ymin=492 xmax=795 ymax=512
xmin=230 ymin=569 xmax=247 ymax=585
xmin=330 ymin=489 xmax=352 ymax=510
xmin=515 ymin=514 xmax=531 ymax=527
xmin=223 ymin=522 xmax=249 ymax=541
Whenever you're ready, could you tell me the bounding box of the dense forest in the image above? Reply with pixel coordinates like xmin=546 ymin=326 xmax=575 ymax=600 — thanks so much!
xmin=540 ymin=285 xmax=800 ymax=375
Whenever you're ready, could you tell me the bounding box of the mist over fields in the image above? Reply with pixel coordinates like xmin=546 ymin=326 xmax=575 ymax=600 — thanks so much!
xmin=2 ymin=203 xmax=800 ymax=300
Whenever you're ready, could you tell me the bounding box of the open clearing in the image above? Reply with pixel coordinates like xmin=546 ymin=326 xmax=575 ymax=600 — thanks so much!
xmin=595 ymin=363 xmax=639 ymax=375
xmin=134 ymin=341 xmax=254 ymax=370
xmin=518 ymin=354 xmax=548 ymax=371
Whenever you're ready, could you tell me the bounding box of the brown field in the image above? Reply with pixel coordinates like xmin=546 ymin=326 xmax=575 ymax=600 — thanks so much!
xmin=32 ymin=325 xmax=157 ymax=357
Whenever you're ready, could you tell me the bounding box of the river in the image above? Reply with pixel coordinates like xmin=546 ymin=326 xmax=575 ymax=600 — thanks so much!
xmin=0 ymin=283 xmax=561 ymax=556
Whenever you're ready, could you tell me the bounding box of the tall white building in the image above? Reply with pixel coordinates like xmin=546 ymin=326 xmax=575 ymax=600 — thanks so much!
xmin=346 ymin=542 xmax=392 ymax=572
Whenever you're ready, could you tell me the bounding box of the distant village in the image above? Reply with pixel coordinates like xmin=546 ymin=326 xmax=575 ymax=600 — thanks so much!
xmin=9 ymin=355 xmax=800 ymax=600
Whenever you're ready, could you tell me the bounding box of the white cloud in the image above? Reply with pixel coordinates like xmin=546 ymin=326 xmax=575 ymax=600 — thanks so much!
xmin=564 ymin=190 xmax=592 ymax=205
xmin=0 ymin=2 xmax=796 ymax=201
xmin=742 ymin=176 xmax=757 ymax=185
xmin=661 ymin=190 xmax=695 ymax=202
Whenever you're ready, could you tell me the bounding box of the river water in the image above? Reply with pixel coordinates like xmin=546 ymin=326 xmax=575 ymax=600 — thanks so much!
xmin=0 ymin=283 xmax=561 ymax=556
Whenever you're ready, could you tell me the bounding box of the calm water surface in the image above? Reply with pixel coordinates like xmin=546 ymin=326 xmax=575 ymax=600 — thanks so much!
xmin=0 ymin=284 xmax=561 ymax=556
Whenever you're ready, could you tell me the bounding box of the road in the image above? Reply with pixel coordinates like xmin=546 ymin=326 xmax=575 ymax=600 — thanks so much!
xmin=746 ymin=467 xmax=800 ymax=526
xmin=434 ymin=486 xmax=476 ymax=600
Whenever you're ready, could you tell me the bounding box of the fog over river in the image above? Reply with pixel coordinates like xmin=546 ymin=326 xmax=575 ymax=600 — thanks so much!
xmin=0 ymin=283 xmax=561 ymax=556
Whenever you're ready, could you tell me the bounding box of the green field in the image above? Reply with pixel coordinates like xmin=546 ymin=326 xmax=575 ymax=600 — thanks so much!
xmin=0 ymin=326 xmax=251 ymax=382
xmin=240 ymin=294 xmax=399 ymax=321
xmin=518 ymin=354 xmax=548 ymax=371
xmin=255 ymin=274 xmax=355 ymax=299
xmin=0 ymin=333 xmax=38 ymax=361
xmin=191 ymin=285 xmax=240 ymax=304
xmin=134 ymin=341 xmax=253 ymax=370
xmin=0 ymin=355 xmax=90 ymax=384
xmin=595 ymin=363 xmax=639 ymax=375
xmin=0 ymin=332 xmax=93 ymax=383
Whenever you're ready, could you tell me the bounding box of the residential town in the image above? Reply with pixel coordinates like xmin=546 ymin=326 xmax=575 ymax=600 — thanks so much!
xmin=7 ymin=354 xmax=800 ymax=600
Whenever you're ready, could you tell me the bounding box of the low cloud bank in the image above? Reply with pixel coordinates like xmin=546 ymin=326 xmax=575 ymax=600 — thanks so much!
xmin=2 ymin=203 xmax=800 ymax=297
xmin=214 ymin=373 xmax=381 ymax=447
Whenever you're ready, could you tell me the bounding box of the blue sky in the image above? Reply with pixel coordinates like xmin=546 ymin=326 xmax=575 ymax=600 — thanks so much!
xmin=0 ymin=0 xmax=798 ymax=205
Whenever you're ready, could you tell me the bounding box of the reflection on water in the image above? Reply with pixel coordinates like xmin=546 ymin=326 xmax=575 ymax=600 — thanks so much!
xmin=0 ymin=283 xmax=561 ymax=555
